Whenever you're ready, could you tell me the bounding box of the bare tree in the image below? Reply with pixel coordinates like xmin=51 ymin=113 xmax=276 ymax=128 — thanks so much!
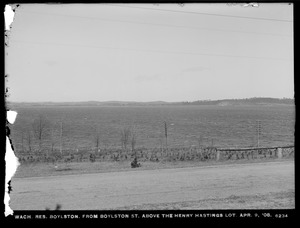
xmin=26 ymin=130 xmax=32 ymax=153
xmin=102 ymin=137 xmax=108 ymax=150
xmin=21 ymin=131 xmax=25 ymax=152
xmin=32 ymin=114 xmax=50 ymax=152
xmin=120 ymin=127 xmax=131 ymax=150
xmin=94 ymin=125 xmax=100 ymax=154
xmin=197 ymin=135 xmax=203 ymax=149
xmin=50 ymin=127 xmax=56 ymax=154
xmin=131 ymin=129 xmax=136 ymax=154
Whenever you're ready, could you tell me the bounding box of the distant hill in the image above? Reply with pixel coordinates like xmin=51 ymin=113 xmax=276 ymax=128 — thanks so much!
xmin=6 ymin=100 xmax=169 ymax=107
xmin=6 ymin=97 xmax=294 ymax=108
xmin=177 ymin=97 xmax=295 ymax=106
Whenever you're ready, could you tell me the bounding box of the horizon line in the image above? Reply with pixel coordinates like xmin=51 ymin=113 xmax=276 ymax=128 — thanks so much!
xmin=6 ymin=96 xmax=294 ymax=104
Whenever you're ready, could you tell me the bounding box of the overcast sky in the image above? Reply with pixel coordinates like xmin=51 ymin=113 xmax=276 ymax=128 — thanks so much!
xmin=5 ymin=3 xmax=293 ymax=102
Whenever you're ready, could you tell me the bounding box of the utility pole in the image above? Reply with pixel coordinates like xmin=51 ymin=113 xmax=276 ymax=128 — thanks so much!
xmin=60 ymin=120 xmax=63 ymax=155
xmin=256 ymin=120 xmax=261 ymax=147
xmin=164 ymin=121 xmax=168 ymax=150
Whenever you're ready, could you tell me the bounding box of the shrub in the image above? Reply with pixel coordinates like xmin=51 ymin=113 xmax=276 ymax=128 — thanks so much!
xmin=131 ymin=157 xmax=141 ymax=168
xmin=89 ymin=153 xmax=96 ymax=162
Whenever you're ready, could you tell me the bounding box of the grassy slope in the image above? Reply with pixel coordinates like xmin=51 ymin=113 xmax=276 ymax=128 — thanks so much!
xmin=13 ymin=157 xmax=293 ymax=178
xmin=114 ymin=190 xmax=295 ymax=210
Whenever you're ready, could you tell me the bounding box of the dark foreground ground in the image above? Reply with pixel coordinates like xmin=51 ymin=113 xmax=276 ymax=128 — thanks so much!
xmin=9 ymin=160 xmax=294 ymax=210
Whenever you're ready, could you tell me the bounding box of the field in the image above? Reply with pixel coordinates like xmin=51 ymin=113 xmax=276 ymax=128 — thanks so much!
xmin=8 ymin=104 xmax=295 ymax=154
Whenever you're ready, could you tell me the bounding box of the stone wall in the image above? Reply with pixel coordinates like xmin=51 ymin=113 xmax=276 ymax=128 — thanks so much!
xmin=216 ymin=146 xmax=294 ymax=161
xmin=17 ymin=145 xmax=294 ymax=163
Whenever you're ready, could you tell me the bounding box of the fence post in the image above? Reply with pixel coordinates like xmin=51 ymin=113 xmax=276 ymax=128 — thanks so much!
xmin=277 ymin=147 xmax=282 ymax=159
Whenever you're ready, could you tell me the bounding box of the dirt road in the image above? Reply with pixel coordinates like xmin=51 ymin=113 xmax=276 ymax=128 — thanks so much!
xmin=10 ymin=160 xmax=294 ymax=210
